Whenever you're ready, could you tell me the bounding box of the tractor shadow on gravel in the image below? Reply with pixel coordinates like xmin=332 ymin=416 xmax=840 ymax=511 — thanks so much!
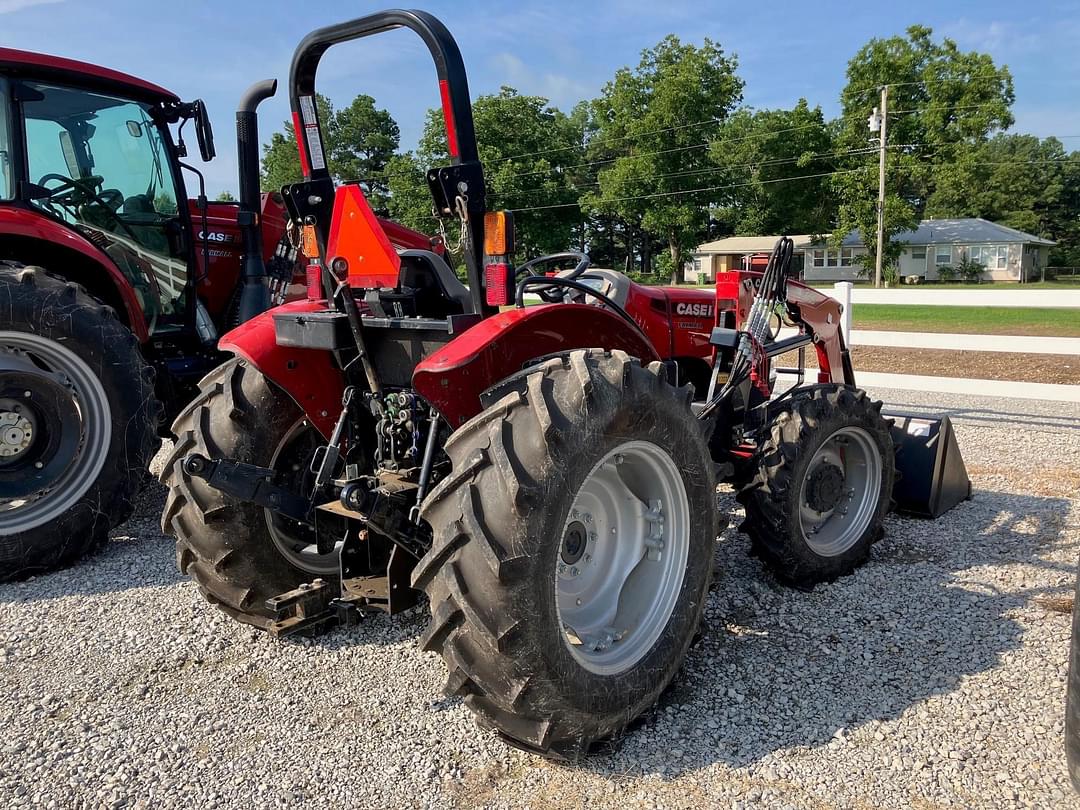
xmin=580 ymin=486 xmax=1075 ymax=777
xmin=0 ymin=474 xmax=181 ymax=603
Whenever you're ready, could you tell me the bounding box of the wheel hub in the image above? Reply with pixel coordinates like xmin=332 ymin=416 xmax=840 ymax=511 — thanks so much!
xmin=0 ymin=409 xmax=34 ymax=459
xmin=797 ymin=425 xmax=883 ymax=557
xmin=0 ymin=332 xmax=111 ymax=534
xmin=555 ymin=440 xmax=690 ymax=675
xmin=805 ymin=462 xmax=845 ymax=513
xmin=560 ymin=520 xmax=589 ymax=567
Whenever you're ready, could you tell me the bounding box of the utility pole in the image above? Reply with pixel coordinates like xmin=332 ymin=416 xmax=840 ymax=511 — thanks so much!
xmin=869 ymin=85 xmax=889 ymax=288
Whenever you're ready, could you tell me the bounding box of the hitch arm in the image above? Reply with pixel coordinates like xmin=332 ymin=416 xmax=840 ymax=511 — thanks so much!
xmin=183 ymin=454 xmax=312 ymax=524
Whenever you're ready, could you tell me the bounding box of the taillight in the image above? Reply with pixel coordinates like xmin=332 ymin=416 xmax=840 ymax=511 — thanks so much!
xmin=484 ymin=262 xmax=513 ymax=307
xmin=306 ymin=262 xmax=322 ymax=300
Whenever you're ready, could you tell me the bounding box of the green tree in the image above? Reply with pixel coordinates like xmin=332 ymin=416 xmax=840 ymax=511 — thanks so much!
xmin=832 ymin=25 xmax=1014 ymax=278
xmin=386 ymin=88 xmax=584 ymax=260
xmin=584 ymin=35 xmax=744 ymax=283
xmin=709 ymin=100 xmax=835 ymax=236
xmin=260 ymin=94 xmax=400 ymax=211
xmin=927 ymin=133 xmax=1080 ymax=265
xmin=215 ymin=190 xmax=236 ymax=202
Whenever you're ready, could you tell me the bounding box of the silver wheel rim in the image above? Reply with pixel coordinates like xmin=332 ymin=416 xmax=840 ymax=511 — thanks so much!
xmin=265 ymin=419 xmax=340 ymax=576
xmin=0 ymin=331 xmax=112 ymax=533
xmin=555 ymin=440 xmax=690 ymax=676
xmin=797 ymin=425 xmax=882 ymax=557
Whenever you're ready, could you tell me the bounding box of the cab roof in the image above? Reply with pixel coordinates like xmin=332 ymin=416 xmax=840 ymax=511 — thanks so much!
xmin=0 ymin=47 xmax=178 ymax=104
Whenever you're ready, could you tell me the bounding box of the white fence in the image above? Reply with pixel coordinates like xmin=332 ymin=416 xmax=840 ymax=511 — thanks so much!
xmin=829 ymin=282 xmax=1080 ymax=355
xmin=829 ymin=285 xmax=1080 ymax=309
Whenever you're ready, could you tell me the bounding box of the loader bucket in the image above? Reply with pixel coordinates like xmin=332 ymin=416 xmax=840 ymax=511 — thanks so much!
xmin=884 ymin=412 xmax=972 ymax=519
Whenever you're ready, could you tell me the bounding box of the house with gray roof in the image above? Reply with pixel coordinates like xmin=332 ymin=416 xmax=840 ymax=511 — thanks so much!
xmin=690 ymin=218 xmax=1055 ymax=283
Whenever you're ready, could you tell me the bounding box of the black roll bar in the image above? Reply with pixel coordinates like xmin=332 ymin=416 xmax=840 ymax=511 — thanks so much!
xmin=287 ymin=8 xmax=488 ymax=313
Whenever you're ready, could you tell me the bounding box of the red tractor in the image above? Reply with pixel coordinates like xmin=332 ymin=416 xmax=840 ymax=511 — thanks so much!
xmin=162 ymin=10 xmax=969 ymax=759
xmin=0 ymin=50 xmax=439 ymax=578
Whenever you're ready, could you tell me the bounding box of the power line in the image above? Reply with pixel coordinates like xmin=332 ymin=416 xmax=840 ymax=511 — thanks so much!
xmin=492 ymin=144 xmax=918 ymax=201
xmin=492 ymin=115 xmax=726 ymax=164
xmin=502 ymin=153 xmax=1080 ymax=214
xmin=845 ymin=73 xmax=1012 ymax=97
xmin=505 ymin=168 xmax=868 ymax=213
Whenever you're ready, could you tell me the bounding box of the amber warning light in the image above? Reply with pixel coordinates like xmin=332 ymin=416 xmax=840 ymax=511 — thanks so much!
xmin=483 ymin=211 xmax=515 ymax=257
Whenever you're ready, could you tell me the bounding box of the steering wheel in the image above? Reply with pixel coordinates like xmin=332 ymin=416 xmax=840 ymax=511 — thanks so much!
xmin=514 ymin=251 xmax=591 ymax=303
xmin=37 ymin=173 xmax=140 ymax=242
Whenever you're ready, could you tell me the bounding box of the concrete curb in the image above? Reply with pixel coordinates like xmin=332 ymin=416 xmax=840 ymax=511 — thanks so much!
xmin=855 ymin=372 xmax=1080 ymax=403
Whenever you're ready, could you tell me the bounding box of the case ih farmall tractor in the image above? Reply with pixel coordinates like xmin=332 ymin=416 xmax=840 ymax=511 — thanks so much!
xmin=162 ymin=10 xmax=969 ymax=759
xmin=0 ymin=49 xmax=438 ymax=578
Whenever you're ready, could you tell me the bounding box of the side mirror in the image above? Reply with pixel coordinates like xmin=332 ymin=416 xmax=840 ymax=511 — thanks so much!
xmin=193 ymin=100 xmax=215 ymax=162
xmin=126 ymin=120 xmax=143 ymax=138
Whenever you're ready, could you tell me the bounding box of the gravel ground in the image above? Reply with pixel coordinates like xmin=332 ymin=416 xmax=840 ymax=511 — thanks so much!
xmin=1 ymin=387 xmax=1078 ymax=809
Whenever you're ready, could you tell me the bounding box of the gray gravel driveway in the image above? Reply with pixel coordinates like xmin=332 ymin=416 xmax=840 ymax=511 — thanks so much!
xmin=1 ymin=387 xmax=1077 ymax=809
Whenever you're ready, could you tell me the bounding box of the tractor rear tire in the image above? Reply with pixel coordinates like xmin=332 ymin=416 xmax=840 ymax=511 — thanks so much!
xmin=160 ymin=358 xmax=336 ymax=629
xmin=737 ymin=384 xmax=894 ymax=589
xmin=0 ymin=266 xmax=160 ymax=580
xmin=413 ymin=349 xmax=717 ymax=759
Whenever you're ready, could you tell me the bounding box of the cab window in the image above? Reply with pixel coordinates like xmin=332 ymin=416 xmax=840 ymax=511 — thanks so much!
xmin=0 ymin=79 xmax=12 ymax=199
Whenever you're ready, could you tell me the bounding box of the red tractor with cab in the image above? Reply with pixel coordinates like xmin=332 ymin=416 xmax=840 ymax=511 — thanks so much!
xmin=0 ymin=47 xmax=438 ymax=578
xmin=161 ymin=10 xmax=970 ymax=759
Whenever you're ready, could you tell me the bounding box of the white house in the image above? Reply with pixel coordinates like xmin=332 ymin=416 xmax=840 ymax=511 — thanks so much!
xmin=690 ymin=218 xmax=1055 ymax=284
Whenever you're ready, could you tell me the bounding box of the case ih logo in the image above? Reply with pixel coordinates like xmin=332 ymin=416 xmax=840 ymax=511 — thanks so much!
xmin=198 ymin=231 xmax=235 ymax=243
xmin=674 ymin=302 xmax=713 ymax=317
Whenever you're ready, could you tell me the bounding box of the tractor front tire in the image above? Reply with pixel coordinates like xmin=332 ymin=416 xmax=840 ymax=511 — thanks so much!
xmin=414 ymin=349 xmax=717 ymax=759
xmin=0 ymin=266 xmax=160 ymax=580
xmin=737 ymin=384 xmax=895 ymax=588
xmin=161 ymin=359 xmax=335 ymax=629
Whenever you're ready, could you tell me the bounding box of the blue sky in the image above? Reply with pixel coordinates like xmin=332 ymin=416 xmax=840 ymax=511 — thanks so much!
xmin=3 ymin=0 xmax=1078 ymax=196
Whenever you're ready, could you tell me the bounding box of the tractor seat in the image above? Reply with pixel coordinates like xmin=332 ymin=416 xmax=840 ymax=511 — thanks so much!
xmin=398 ymin=250 xmax=471 ymax=316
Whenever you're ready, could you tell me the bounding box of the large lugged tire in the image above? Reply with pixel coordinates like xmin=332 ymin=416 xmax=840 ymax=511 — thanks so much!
xmin=413 ymin=349 xmax=717 ymax=759
xmin=1066 ymin=553 xmax=1080 ymax=793
xmin=160 ymin=358 xmax=335 ymax=629
xmin=737 ymin=384 xmax=895 ymax=588
xmin=0 ymin=266 xmax=160 ymax=580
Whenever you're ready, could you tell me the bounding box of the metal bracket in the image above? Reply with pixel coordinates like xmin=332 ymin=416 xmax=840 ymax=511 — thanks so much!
xmin=182 ymin=454 xmax=312 ymax=524
xmin=266 ymin=578 xmax=336 ymax=636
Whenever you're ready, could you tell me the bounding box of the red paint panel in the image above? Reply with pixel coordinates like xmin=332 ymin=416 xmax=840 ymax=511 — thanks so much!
xmin=0 ymin=47 xmax=177 ymax=102
xmin=292 ymin=111 xmax=310 ymax=177
xmin=412 ymin=304 xmax=660 ymax=427
xmin=218 ymin=299 xmax=345 ymax=439
xmin=439 ymin=80 xmax=459 ymax=158
xmin=377 ymin=217 xmax=440 ymax=253
xmin=0 ymin=206 xmax=147 ymax=339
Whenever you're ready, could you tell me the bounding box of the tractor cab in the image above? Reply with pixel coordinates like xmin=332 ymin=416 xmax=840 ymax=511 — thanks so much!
xmin=0 ymin=49 xmax=216 ymax=336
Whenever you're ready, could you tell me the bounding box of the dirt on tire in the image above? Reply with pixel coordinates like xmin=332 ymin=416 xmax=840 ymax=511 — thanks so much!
xmin=0 ymin=265 xmax=160 ymax=580
xmin=160 ymin=358 xmax=334 ymax=629
xmin=413 ymin=349 xmax=717 ymax=759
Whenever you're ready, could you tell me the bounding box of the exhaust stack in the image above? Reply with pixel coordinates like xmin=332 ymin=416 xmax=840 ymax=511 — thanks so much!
xmin=235 ymin=78 xmax=278 ymax=324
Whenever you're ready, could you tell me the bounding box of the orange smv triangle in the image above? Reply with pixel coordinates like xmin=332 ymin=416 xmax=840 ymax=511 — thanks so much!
xmin=325 ymin=183 xmax=402 ymax=289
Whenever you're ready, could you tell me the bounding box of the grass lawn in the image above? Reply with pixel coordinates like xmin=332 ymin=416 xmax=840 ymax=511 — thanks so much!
xmin=827 ymin=278 xmax=1080 ymax=289
xmin=852 ymin=304 xmax=1080 ymax=336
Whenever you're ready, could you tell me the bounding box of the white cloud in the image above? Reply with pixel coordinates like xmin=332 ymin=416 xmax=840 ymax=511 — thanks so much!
xmin=939 ymin=19 xmax=1041 ymax=63
xmin=490 ymin=51 xmax=592 ymax=109
xmin=0 ymin=0 xmax=64 ymax=14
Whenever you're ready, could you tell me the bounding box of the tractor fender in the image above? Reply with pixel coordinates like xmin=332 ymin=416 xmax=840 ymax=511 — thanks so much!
xmin=217 ymin=299 xmax=345 ymax=439
xmin=413 ymin=303 xmax=661 ymax=428
xmin=0 ymin=207 xmax=148 ymax=338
